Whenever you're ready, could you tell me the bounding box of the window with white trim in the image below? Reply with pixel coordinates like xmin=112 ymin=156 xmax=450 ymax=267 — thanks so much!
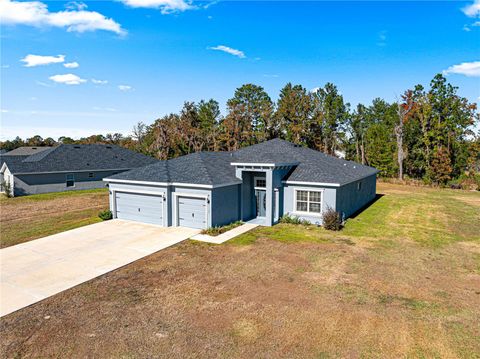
xmin=66 ymin=174 xmax=75 ymax=187
xmin=357 ymin=181 xmax=362 ymax=191
xmin=255 ymin=178 xmax=266 ymax=188
xmin=295 ymin=190 xmax=322 ymax=214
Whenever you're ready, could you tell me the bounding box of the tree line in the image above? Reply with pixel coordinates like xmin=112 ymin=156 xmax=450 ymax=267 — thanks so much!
xmin=1 ymin=74 xmax=479 ymax=186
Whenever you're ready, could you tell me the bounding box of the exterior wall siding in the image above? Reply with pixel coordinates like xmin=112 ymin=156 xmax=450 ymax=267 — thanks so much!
xmin=283 ymin=184 xmax=337 ymax=225
xmin=211 ymin=184 xmax=241 ymax=227
xmin=12 ymin=170 xmax=124 ymax=196
xmin=335 ymin=174 xmax=377 ymax=219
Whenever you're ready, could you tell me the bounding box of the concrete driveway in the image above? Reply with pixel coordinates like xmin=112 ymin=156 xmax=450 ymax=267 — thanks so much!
xmin=0 ymin=220 xmax=200 ymax=317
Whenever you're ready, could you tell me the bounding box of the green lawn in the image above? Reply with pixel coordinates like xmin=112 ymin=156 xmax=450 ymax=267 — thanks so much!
xmin=1 ymin=183 xmax=479 ymax=358
xmin=0 ymin=188 xmax=109 ymax=248
xmin=230 ymin=183 xmax=480 ymax=247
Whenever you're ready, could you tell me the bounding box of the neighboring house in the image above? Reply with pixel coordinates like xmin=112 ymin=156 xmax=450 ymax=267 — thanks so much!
xmin=0 ymin=145 xmax=158 ymax=197
xmin=104 ymin=139 xmax=378 ymax=229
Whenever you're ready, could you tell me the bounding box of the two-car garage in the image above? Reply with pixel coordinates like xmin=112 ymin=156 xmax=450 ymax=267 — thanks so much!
xmin=112 ymin=188 xmax=209 ymax=230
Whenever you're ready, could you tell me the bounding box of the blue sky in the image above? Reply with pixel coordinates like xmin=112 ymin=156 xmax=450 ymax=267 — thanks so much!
xmin=1 ymin=0 xmax=479 ymax=140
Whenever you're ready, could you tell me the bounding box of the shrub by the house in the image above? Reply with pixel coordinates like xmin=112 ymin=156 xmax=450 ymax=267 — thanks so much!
xmin=98 ymin=210 xmax=113 ymax=221
xmin=279 ymin=215 xmax=311 ymax=225
xmin=322 ymin=207 xmax=343 ymax=231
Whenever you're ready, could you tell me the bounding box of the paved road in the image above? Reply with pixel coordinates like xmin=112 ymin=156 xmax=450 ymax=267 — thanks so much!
xmin=0 ymin=220 xmax=199 ymax=317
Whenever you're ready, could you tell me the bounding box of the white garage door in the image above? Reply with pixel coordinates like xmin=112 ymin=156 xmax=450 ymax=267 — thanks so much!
xmin=177 ymin=196 xmax=207 ymax=229
xmin=115 ymin=192 xmax=164 ymax=226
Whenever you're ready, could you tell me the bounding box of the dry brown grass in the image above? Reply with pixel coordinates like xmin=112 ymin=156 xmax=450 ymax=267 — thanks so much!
xmin=1 ymin=183 xmax=479 ymax=358
xmin=0 ymin=189 xmax=109 ymax=248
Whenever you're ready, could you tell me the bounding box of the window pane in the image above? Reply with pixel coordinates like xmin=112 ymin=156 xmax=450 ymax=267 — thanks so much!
xmin=256 ymin=179 xmax=266 ymax=188
xmin=309 ymin=191 xmax=321 ymax=202
xmin=297 ymin=190 xmax=308 ymax=201
xmin=309 ymin=202 xmax=321 ymax=213
xmin=296 ymin=201 xmax=308 ymax=212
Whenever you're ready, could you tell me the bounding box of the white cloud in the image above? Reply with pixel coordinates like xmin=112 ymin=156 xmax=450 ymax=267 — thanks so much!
xmin=63 ymin=61 xmax=79 ymax=68
xmin=21 ymin=54 xmax=65 ymax=67
xmin=118 ymin=84 xmax=132 ymax=91
xmin=0 ymin=0 xmax=126 ymax=35
xmin=93 ymin=106 xmax=117 ymax=112
xmin=121 ymin=0 xmax=193 ymax=14
xmin=36 ymin=80 xmax=51 ymax=87
xmin=92 ymin=78 xmax=108 ymax=84
xmin=443 ymin=61 xmax=480 ymax=77
xmin=1 ymin=64 xmax=10 ymax=68
xmin=49 ymin=73 xmax=87 ymax=85
xmin=462 ymin=0 xmax=480 ymax=17
xmin=208 ymin=45 xmax=245 ymax=58
xmin=377 ymin=30 xmax=387 ymax=46
xmin=263 ymin=74 xmax=279 ymax=78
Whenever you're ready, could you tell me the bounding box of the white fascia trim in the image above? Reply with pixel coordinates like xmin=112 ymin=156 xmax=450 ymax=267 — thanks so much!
xmin=0 ymin=163 xmax=8 ymax=174
xmin=103 ymin=178 xmax=241 ymax=189
xmin=104 ymin=178 xmax=169 ymax=186
xmin=231 ymin=162 xmax=299 ymax=167
xmin=283 ymin=180 xmax=341 ymax=187
xmin=231 ymin=162 xmax=276 ymax=167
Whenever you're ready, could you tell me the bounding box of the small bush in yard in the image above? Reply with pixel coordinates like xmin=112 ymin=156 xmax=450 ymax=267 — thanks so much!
xmin=322 ymin=207 xmax=343 ymax=231
xmin=202 ymin=221 xmax=243 ymax=236
xmin=98 ymin=209 xmax=113 ymax=221
xmin=280 ymin=215 xmax=311 ymax=225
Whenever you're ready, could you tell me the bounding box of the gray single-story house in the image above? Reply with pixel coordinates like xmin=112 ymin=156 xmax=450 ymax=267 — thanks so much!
xmin=104 ymin=139 xmax=378 ymax=229
xmin=0 ymin=144 xmax=158 ymax=197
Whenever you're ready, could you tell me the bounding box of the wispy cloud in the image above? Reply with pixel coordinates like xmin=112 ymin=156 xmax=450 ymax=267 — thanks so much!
xmin=64 ymin=61 xmax=79 ymax=68
xmin=49 ymin=73 xmax=87 ymax=85
xmin=208 ymin=45 xmax=245 ymax=58
xmin=0 ymin=0 xmax=125 ymax=35
xmin=462 ymin=0 xmax=480 ymax=17
xmin=377 ymin=30 xmax=387 ymax=46
xmin=118 ymin=84 xmax=133 ymax=91
xmin=93 ymin=106 xmax=117 ymax=112
xmin=443 ymin=61 xmax=480 ymax=77
xmin=92 ymin=78 xmax=108 ymax=84
xmin=120 ymin=0 xmax=194 ymax=14
xmin=263 ymin=74 xmax=279 ymax=78
xmin=21 ymin=54 xmax=65 ymax=67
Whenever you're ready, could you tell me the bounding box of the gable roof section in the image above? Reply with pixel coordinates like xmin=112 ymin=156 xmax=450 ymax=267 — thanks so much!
xmin=5 ymin=146 xmax=52 ymax=156
xmin=107 ymin=151 xmax=241 ymax=186
xmin=105 ymin=138 xmax=378 ymax=187
xmin=1 ymin=144 xmax=158 ymax=174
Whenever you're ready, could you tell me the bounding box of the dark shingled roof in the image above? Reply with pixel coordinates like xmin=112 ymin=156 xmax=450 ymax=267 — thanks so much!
xmin=1 ymin=144 xmax=158 ymax=174
xmin=5 ymin=146 xmax=52 ymax=156
xmin=106 ymin=138 xmax=378 ymax=186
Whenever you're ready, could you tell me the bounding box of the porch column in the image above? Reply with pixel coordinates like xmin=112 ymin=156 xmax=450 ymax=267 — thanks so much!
xmin=265 ymin=170 xmax=274 ymax=226
xmin=235 ymin=168 xmax=244 ymax=221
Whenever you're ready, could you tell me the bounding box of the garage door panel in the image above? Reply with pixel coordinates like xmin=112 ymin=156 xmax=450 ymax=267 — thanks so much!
xmin=177 ymin=196 xmax=206 ymax=229
xmin=115 ymin=192 xmax=164 ymax=226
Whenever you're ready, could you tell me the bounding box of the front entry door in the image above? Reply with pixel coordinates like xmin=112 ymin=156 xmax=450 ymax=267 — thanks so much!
xmin=255 ymin=190 xmax=266 ymax=217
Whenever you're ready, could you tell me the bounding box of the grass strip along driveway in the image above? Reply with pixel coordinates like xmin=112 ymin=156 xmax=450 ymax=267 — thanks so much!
xmin=1 ymin=183 xmax=479 ymax=358
xmin=0 ymin=189 xmax=109 ymax=248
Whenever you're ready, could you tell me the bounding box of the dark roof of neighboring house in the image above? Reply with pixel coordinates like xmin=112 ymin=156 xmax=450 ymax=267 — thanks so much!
xmin=4 ymin=146 xmax=52 ymax=156
xmin=0 ymin=144 xmax=158 ymax=174
xmin=106 ymin=138 xmax=378 ymax=186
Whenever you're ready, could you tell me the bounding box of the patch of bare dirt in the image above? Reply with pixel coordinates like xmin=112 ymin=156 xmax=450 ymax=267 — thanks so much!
xmin=1 ymin=236 xmax=478 ymax=358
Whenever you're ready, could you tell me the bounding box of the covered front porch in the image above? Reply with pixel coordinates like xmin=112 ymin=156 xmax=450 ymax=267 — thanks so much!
xmin=233 ymin=162 xmax=296 ymax=226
